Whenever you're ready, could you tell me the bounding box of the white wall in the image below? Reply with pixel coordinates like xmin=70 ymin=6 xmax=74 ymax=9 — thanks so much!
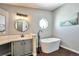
xmin=52 ymin=3 xmax=79 ymax=52
xmin=0 ymin=4 xmax=53 ymax=38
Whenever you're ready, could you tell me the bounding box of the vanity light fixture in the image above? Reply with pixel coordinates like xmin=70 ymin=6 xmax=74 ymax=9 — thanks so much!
xmin=16 ymin=13 xmax=29 ymax=20
xmin=17 ymin=13 xmax=28 ymax=17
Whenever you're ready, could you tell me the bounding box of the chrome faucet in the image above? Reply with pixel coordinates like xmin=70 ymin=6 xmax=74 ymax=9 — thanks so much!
xmin=21 ymin=34 xmax=24 ymax=37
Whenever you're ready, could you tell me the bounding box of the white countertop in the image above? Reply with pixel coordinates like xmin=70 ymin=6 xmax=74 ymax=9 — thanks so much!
xmin=0 ymin=34 xmax=33 ymax=45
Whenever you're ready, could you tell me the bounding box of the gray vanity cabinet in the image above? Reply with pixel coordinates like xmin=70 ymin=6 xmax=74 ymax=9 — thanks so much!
xmin=11 ymin=41 xmax=24 ymax=56
xmin=23 ymin=40 xmax=32 ymax=55
xmin=11 ymin=39 xmax=32 ymax=56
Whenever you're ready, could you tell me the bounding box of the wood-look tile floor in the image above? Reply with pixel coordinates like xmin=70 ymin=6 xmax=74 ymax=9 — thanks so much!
xmin=37 ymin=47 xmax=79 ymax=56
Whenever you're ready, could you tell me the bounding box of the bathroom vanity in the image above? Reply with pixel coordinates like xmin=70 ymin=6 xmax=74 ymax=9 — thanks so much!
xmin=0 ymin=8 xmax=37 ymax=56
xmin=0 ymin=34 xmax=37 ymax=56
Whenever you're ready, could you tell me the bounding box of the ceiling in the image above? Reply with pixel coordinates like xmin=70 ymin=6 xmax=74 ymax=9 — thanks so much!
xmin=7 ymin=3 xmax=64 ymax=11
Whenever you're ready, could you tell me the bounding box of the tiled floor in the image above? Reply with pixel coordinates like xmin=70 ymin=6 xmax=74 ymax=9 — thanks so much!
xmin=37 ymin=47 xmax=79 ymax=56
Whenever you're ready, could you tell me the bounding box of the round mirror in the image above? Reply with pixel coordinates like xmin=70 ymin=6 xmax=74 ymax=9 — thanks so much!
xmin=15 ymin=19 xmax=29 ymax=32
xmin=39 ymin=18 xmax=48 ymax=29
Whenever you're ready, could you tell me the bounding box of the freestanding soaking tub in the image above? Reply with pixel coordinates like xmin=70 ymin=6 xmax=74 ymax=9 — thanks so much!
xmin=40 ymin=38 xmax=60 ymax=53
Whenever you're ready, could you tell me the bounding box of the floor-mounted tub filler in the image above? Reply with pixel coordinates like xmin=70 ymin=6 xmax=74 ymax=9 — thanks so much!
xmin=40 ymin=38 xmax=60 ymax=53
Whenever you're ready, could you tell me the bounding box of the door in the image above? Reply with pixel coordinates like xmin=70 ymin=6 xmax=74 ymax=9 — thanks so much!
xmin=23 ymin=39 xmax=32 ymax=55
xmin=12 ymin=41 xmax=24 ymax=56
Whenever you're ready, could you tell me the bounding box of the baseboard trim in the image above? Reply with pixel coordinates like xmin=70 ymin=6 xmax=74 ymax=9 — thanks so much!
xmin=60 ymin=45 xmax=79 ymax=54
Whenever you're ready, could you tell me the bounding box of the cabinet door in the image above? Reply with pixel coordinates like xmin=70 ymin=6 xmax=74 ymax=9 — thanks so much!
xmin=12 ymin=41 xmax=24 ymax=56
xmin=23 ymin=39 xmax=32 ymax=55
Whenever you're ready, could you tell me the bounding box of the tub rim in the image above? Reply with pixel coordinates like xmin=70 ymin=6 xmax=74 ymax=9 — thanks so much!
xmin=40 ymin=38 xmax=61 ymax=43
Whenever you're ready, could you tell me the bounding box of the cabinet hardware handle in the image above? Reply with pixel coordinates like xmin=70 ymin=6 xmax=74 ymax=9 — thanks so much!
xmin=21 ymin=41 xmax=23 ymax=45
xmin=24 ymin=41 xmax=26 ymax=45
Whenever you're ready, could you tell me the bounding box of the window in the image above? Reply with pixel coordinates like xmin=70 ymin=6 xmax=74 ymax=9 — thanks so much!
xmin=39 ymin=18 xmax=48 ymax=29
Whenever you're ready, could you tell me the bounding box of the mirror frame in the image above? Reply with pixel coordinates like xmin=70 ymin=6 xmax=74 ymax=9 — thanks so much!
xmin=14 ymin=19 xmax=29 ymax=32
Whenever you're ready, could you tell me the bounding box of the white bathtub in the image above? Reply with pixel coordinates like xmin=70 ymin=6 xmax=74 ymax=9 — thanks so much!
xmin=40 ymin=38 xmax=60 ymax=53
